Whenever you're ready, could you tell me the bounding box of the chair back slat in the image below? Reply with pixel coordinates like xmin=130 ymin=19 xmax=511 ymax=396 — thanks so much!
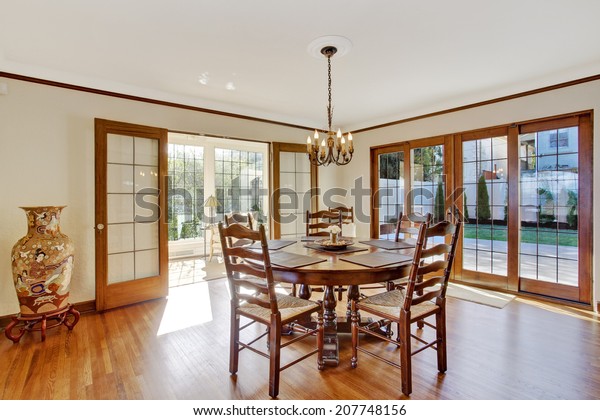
xmin=413 ymin=275 xmax=445 ymax=293
xmin=420 ymin=243 xmax=451 ymax=259
xmin=219 ymin=222 xmax=278 ymax=314
xmin=228 ymin=261 xmax=267 ymax=280
xmin=225 ymin=211 xmax=255 ymax=229
xmin=411 ymin=289 xmax=443 ymax=306
xmin=226 ymin=245 xmax=264 ymax=261
xmin=416 ymin=259 xmax=448 ymax=277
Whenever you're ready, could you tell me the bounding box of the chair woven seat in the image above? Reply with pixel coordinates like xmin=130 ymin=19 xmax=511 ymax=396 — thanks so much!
xmin=358 ymin=289 xmax=438 ymax=320
xmin=240 ymin=294 xmax=321 ymax=324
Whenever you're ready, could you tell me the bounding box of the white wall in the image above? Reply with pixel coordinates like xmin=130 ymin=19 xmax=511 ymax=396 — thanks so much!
xmin=0 ymin=77 xmax=307 ymax=316
xmin=320 ymin=79 xmax=600 ymax=307
xmin=1 ymin=76 xmax=598 ymax=315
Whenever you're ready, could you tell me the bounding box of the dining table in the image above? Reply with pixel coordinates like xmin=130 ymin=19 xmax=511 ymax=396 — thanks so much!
xmin=256 ymin=236 xmax=417 ymax=366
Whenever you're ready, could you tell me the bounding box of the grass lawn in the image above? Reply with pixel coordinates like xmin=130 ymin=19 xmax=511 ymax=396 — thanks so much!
xmin=463 ymin=224 xmax=578 ymax=247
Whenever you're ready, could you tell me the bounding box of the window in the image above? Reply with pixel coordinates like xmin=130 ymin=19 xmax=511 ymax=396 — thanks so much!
xmin=215 ymin=148 xmax=266 ymax=224
xmin=167 ymin=143 xmax=204 ymax=241
xmin=167 ymin=133 xmax=270 ymax=256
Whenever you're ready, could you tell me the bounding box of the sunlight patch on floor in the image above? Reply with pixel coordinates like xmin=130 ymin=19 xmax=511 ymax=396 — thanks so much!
xmin=157 ymin=281 xmax=213 ymax=336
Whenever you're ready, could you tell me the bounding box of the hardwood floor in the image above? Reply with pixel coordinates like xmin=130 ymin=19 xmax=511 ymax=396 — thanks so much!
xmin=1 ymin=278 xmax=599 ymax=400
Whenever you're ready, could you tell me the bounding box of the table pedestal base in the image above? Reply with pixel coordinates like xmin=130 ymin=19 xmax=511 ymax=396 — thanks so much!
xmin=297 ymin=284 xmax=388 ymax=366
xmin=4 ymin=304 xmax=80 ymax=343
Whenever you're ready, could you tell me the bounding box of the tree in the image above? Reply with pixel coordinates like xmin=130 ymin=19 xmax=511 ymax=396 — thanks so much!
xmin=477 ymin=174 xmax=491 ymax=222
xmin=463 ymin=191 xmax=470 ymax=221
xmin=566 ymin=190 xmax=578 ymax=229
xmin=434 ymin=182 xmax=445 ymax=222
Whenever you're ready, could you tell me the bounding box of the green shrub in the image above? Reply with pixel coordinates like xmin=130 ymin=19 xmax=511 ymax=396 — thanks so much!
xmin=476 ymin=175 xmax=491 ymax=222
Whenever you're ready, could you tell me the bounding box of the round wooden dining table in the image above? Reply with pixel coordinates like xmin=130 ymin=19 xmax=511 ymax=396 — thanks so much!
xmin=268 ymin=238 xmax=415 ymax=366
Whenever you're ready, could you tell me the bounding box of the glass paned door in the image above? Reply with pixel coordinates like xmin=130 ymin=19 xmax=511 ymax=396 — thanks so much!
xmin=518 ymin=127 xmax=579 ymax=286
xmin=106 ymin=134 xmax=160 ymax=283
xmin=377 ymin=151 xmax=405 ymax=239
xmin=410 ymin=145 xmax=444 ymax=222
xmin=462 ymin=136 xmax=508 ymax=276
xmin=272 ymin=143 xmax=317 ymax=239
xmin=95 ymin=119 xmax=168 ymax=311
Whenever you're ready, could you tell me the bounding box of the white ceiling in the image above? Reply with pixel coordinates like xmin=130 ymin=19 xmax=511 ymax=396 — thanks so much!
xmin=2 ymin=0 xmax=600 ymax=131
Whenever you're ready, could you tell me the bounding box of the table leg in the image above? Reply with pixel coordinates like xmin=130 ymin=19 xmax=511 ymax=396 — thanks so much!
xmin=322 ymin=285 xmax=339 ymax=366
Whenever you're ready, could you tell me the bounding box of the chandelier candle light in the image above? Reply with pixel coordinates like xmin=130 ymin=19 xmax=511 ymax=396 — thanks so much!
xmin=306 ymin=46 xmax=353 ymax=166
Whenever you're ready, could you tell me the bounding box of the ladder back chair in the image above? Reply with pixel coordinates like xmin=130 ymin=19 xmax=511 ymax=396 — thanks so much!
xmin=224 ymin=211 xmax=256 ymax=247
xmin=305 ymin=209 xmax=342 ymax=237
xmin=394 ymin=211 xmax=432 ymax=243
xmin=219 ymin=222 xmax=324 ymax=399
xmin=381 ymin=211 xmax=432 ymax=292
xmin=350 ymin=218 xmax=462 ymax=396
xmin=328 ymin=206 xmax=354 ymax=224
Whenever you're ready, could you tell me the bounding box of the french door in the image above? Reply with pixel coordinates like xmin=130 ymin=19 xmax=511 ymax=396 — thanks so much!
xmin=370 ymin=136 xmax=452 ymax=239
xmin=272 ymin=142 xmax=318 ymax=239
xmin=455 ymin=114 xmax=592 ymax=303
xmin=95 ymin=119 xmax=169 ymax=311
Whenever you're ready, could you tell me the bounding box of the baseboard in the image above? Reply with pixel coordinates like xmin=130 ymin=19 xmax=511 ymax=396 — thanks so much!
xmin=0 ymin=300 xmax=96 ymax=330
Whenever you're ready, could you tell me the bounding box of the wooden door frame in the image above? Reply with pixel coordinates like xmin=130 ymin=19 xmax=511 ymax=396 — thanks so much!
xmin=369 ymin=136 xmax=447 ymax=238
xmin=95 ymin=118 xmax=169 ymax=311
xmin=453 ymin=126 xmax=510 ymax=290
xmin=515 ymin=112 xmax=593 ymax=304
xmin=272 ymin=142 xmax=318 ymax=239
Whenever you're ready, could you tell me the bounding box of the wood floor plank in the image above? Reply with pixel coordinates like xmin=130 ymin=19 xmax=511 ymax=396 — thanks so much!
xmin=0 ymin=278 xmax=599 ymax=400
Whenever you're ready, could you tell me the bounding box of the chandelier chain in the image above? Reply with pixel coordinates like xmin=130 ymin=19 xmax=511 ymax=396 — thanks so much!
xmin=306 ymin=44 xmax=353 ymax=166
xmin=327 ymin=54 xmax=333 ymax=131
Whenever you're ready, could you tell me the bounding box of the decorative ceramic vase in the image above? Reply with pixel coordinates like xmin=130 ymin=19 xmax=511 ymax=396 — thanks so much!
xmin=10 ymin=206 xmax=75 ymax=317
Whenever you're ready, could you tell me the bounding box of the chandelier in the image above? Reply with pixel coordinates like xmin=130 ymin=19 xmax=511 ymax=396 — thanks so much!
xmin=306 ymin=46 xmax=353 ymax=166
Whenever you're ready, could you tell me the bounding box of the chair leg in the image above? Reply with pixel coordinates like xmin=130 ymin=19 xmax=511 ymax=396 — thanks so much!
xmin=268 ymin=314 xmax=282 ymax=398
xmin=229 ymin=311 xmax=240 ymax=375
xmin=350 ymin=300 xmax=359 ymax=368
xmin=436 ymin=307 xmax=447 ymax=373
xmin=398 ymin=314 xmax=412 ymax=396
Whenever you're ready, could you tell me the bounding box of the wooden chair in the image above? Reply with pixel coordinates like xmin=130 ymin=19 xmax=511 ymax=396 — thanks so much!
xmin=305 ymin=209 xmax=342 ymax=237
xmin=218 ymin=222 xmax=324 ymax=399
xmin=394 ymin=211 xmax=432 ymax=243
xmin=224 ymin=211 xmax=256 ymax=247
xmin=350 ymin=218 xmax=461 ymax=396
xmin=329 ymin=206 xmax=354 ymax=223
xmin=385 ymin=211 xmax=433 ymax=291
xmin=225 ymin=211 xmax=255 ymax=229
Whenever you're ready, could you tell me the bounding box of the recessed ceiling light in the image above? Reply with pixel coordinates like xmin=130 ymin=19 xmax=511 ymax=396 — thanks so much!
xmin=225 ymin=82 xmax=236 ymax=91
xmin=198 ymin=72 xmax=209 ymax=85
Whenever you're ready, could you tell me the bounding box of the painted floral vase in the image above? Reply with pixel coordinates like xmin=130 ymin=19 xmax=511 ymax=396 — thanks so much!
xmin=10 ymin=206 xmax=75 ymax=317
